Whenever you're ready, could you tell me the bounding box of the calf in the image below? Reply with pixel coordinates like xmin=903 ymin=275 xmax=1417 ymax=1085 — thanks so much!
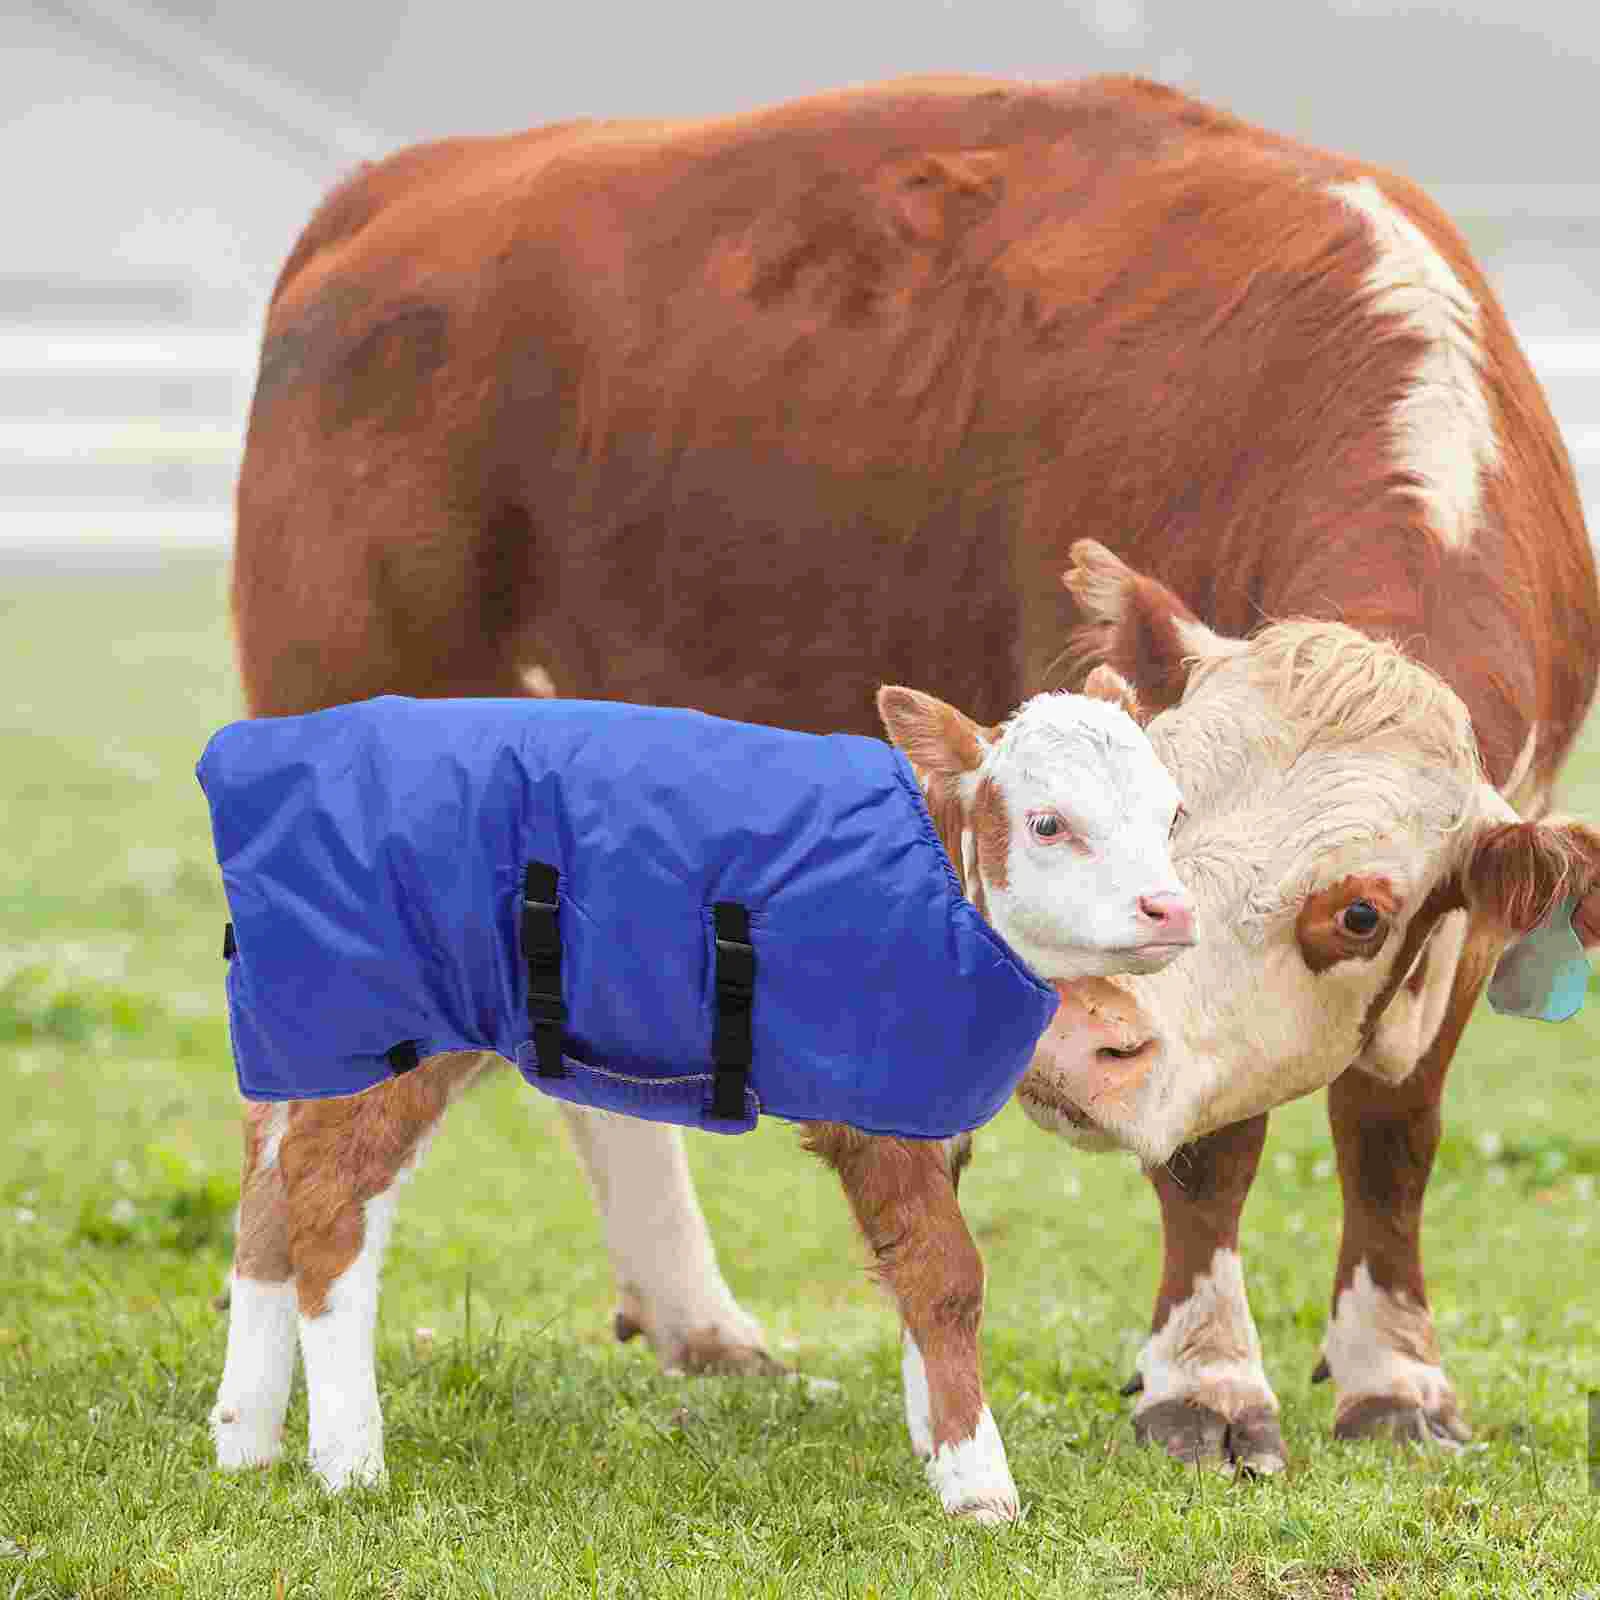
xmin=211 ymin=679 xmax=1192 ymax=1520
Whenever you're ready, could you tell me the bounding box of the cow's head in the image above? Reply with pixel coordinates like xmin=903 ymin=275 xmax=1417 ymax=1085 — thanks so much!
xmin=1022 ymin=541 xmax=1600 ymax=1165
xmin=877 ymin=680 xmax=1195 ymax=981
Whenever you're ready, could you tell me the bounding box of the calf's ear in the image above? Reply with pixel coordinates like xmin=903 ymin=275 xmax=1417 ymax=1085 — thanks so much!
xmin=1060 ymin=540 xmax=1243 ymax=714
xmin=1081 ymin=664 xmax=1146 ymax=725
xmin=876 ymin=686 xmax=993 ymax=778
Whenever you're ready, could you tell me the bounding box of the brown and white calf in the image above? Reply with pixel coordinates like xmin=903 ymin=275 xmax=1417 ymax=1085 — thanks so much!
xmin=211 ymin=679 xmax=1192 ymax=1517
xmin=227 ymin=71 xmax=1595 ymax=1501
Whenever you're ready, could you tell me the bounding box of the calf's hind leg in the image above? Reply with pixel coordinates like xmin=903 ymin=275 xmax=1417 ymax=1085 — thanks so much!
xmin=810 ymin=1126 xmax=1016 ymax=1522
xmin=275 ymin=1053 xmax=490 ymax=1489
xmin=212 ymin=1102 xmax=297 ymax=1467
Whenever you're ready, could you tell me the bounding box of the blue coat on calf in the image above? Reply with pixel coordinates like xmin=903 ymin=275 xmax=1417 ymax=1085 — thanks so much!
xmin=196 ymin=696 xmax=1056 ymax=1139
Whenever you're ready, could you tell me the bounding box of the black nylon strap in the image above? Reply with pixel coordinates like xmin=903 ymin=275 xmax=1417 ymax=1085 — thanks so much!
xmin=523 ymin=862 xmax=566 ymax=1078
xmin=711 ymin=902 xmax=755 ymax=1121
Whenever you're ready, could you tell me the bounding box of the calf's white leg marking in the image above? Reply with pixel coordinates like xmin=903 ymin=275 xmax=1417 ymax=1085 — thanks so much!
xmin=901 ymin=1328 xmax=933 ymax=1459
xmin=925 ymin=1404 xmax=1018 ymax=1524
xmin=1137 ymin=1247 xmax=1278 ymax=1419
xmin=212 ymin=1276 xmax=298 ymax=1467
xmin=212 ymin=1104 xmax=294 ymax=1468
xmin=901 ymin=1333 xmax=1016 ymax=1521
xmin=1330 ymin=176 xmax=1497 ymax=552
xmin=558 ymin=1105 xmax=766 ymax=1365
xmin=301 ymin=1185 xmax=399 ymax=1491
xmin=1320 ymin=1260 xmax=1462 ymax=1443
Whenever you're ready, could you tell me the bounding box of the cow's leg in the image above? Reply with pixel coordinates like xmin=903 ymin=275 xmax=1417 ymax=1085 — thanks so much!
xmin=1129 ymin=1114 xmax=1285 ymax=1473
xmin=212 ymin=1102 xmax=297 ymax=1467
xmin=276 ymin=1053 xmax=489 ymax=1490
xmin=557 ymin=1105 xmax=778 ymax=1374
xmin=1317 ymin=949 xmax=1487 ymax=1447
xmin=809 ymin=1126 xmax=1015 ymax=1523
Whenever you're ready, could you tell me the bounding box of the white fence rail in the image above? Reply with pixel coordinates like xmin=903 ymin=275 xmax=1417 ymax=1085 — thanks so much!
xmin=2 ymin=326 xmax=1598 ymax=551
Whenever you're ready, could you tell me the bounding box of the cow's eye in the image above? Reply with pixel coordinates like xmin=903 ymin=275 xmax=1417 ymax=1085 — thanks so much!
xmin=1029 ymin=812 xmax=1066 ymax=842
xmin=1340 ymin=899 xmax=1382 ymax=937
xmin=1169 ymin=805 xmax=1187 ymax=841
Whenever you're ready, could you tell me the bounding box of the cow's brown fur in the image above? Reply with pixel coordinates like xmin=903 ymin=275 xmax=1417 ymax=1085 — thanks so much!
xmin=1148 ymin=1116 xmax=1269 ymax=1335
xmin=230 ymin=72 xmax=1596 ymax=1477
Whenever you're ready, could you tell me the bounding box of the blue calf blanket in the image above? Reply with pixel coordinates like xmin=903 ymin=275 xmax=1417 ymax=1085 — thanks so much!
xmin=196 ymin=696 xmax=1057 ymax=1139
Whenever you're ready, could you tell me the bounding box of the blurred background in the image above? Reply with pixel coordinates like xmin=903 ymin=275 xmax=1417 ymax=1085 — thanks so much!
xmin=3 ymin=0 xmax=1599 ymax=556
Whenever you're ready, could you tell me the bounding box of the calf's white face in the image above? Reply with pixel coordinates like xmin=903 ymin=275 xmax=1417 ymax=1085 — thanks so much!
xmin=1022 ymin=542 xmax=1600 ymax=1166
xmin=877 ymin=678 xmax=1194 ymax=982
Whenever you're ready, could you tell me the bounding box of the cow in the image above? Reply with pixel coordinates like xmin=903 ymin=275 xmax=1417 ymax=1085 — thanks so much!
xmin=1032 ymin=544 xmax=1600 ymax=1467
xmin=223 ymin=71 xmax=1598 ymax=1512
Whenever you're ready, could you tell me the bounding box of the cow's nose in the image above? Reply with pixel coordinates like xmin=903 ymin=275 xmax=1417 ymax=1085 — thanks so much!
xmin=1137 ymin=891 xmax=1196 ymax=945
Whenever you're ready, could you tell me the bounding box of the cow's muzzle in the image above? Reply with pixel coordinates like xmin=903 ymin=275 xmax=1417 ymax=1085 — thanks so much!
xmin=1017 ymin=978 xmax=1164 ymax=1150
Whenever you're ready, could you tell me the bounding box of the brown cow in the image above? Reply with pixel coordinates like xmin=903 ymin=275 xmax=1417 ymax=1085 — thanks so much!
xmin=222 ymin=72 xmax=1598 ymax=1508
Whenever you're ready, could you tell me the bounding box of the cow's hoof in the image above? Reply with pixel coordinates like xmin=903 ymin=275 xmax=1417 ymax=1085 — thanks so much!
xmin=671 ymin=1324 xmax=788 ymax=1378
xmin=1334 ymin=1395 xmax=1471 ymax=1448
xmin=1134 ymin=1399 xmax=1287 ymax=1475
xmin=613 ymin=1300 xmax=785 ymax=1377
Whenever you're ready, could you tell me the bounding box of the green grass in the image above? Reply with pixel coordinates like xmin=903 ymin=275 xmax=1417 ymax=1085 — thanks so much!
xmin=1 ymin=554 xmax=1597 ymax=1598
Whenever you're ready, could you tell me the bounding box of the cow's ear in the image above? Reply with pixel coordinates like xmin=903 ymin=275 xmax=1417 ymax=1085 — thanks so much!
xmin=1081 ymin=664 xmax=1146 ymax=725
xmin=1060 ymin=541 xmax=1243 ymax=714
xmin=877 ymin=685 xmax=990 ymax=778
xmin=1462 ymin=818 xmax=1600 ymax=940
xmin=1465 ymin=817 xmax=1600 ymax=1021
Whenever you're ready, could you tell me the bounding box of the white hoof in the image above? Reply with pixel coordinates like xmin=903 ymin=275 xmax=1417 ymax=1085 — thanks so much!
xmin=949 ymin=1493 xmax=1020 ymax=1526
xmin=211 ymin=1277 xmax=297 ymax=1471
xmin=927 ymin=1407 xmax=1018 ymax=1523
xmin=210 ymin=1402 xmax=283 ymax=1470
xmin=309 ymin=1437 xmax=387 ymax=1492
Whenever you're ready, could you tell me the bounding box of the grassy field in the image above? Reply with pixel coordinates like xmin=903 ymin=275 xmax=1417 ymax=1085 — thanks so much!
xmin=0 ymin=554 xmax=1596 ymax=1598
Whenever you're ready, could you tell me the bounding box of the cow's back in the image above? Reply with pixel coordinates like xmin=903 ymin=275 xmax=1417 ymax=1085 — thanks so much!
xmin=234 ymin=74 xmax=1597 ymax=796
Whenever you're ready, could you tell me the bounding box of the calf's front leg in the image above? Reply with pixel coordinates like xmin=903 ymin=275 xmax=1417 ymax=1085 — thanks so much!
xmin=808 ymin=1126 xmax=1016 ymax=1522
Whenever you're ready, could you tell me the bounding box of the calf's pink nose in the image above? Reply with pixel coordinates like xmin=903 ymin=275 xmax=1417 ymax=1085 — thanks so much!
xmin=1137 ymin=891 xmax=1195 ymax=944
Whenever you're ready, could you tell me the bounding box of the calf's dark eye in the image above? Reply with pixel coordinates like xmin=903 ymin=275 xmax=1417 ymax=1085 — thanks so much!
xmin=1032 ymin=814 xmax=1062 ymax=838
xmin=1341 ymin=899 xmax=1381 ymax=936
